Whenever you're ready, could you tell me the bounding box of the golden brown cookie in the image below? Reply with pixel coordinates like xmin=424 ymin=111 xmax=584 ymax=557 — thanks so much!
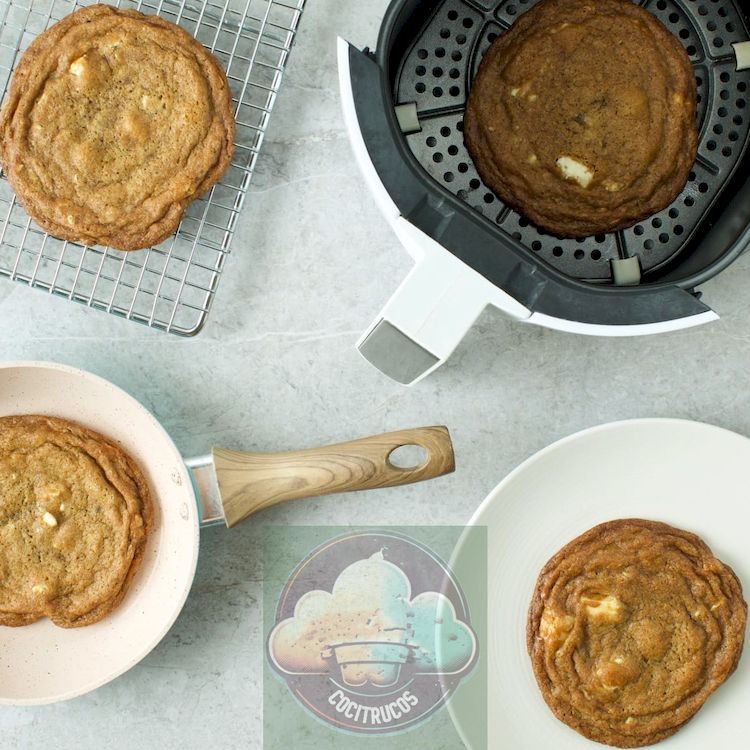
xmin=0 ymin=4 xmax=235 ymax=251
xmin=464 ymin=0 xmax=698 ymax=238
xmin=527 ymin=519 xmax=746 ymax=747
xmin=0 ymin=415 xmax=152 ymax=628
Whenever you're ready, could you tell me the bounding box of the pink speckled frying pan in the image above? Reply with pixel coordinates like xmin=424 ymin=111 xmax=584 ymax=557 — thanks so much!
xmin=0 ymin=361 xmax=454 ymax=704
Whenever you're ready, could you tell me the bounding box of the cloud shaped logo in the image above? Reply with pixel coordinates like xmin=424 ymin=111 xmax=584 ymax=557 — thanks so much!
xmin=269 ymin=549 xmax=476 ymax=689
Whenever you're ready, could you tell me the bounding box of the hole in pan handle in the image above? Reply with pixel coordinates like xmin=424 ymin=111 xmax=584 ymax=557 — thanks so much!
xmin=388 ymin=443 xmax=428 ymax=469
xmin=210 ymin=426 xmax=455 ymax=528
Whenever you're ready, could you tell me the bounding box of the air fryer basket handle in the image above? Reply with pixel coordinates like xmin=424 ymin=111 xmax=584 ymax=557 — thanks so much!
xmin=357 ymin=257 xmax=483 ymax=386
xmin=356 ymin=221 xmax=529 ymax=384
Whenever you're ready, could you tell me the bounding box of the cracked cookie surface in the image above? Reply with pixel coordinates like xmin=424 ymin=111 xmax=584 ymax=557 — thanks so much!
xmin=527 ymin=519 xmax=747 ymax=747
xmin=0 ymin=415 xmax=152 ymax=628
xmin=464 ymin=0 xmax=697 ymax=237
xmin=0 ymin=4 xmax=235 ymax=251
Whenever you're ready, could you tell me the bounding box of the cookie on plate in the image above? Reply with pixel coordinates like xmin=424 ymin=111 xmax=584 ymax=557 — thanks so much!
xmin=0 ymin=4 xmax=235 ymax=251
xmin=527 ymin=519 xmax=747 ymax=747
xmin=464 ymin=0 xmax=698 ymax=238
xmin=0 ymin=415 xmax=152 ymax=628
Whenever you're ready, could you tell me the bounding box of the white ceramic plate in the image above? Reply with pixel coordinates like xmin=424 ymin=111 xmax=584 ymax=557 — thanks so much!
xmin=450 ymin=419 xmax=750 ymax=749
xmin=0 ymin=362 xmax=200 ymax=705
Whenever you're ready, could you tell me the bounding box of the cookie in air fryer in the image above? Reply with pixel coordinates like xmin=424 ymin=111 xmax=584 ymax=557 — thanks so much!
xmin=464 ymin=0 xmax=698 ymax=238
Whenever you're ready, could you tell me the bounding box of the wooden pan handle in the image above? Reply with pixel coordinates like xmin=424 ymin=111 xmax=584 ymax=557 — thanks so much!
xmin=213 ymin=426 xmax=455 ymax=528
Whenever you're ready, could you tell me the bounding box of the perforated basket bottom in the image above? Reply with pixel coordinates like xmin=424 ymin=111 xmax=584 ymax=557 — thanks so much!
xmin=0 ymin=0 xmax=304 ymax=334
xmin=397 ymin=0 xmax=750 ymax=282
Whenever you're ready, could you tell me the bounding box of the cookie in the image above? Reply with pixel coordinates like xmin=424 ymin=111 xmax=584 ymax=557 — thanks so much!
xmin=0 ymin=415 xmax=152 ymax=628
xmin=464 ymin=0 xmax=698 ymax=238
xmin=527 ymin=519 xmax=747 ymax=747
xmin=0 ymin=4 xmax=235 ymax=251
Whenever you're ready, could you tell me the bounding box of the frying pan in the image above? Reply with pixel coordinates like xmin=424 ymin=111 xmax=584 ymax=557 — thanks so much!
xmin=0 ymin=361 xmax=455 ymax=705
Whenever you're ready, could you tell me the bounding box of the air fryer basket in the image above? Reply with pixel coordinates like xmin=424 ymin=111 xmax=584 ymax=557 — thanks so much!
xmin=386 ymin=0 xmax=750 ymax=286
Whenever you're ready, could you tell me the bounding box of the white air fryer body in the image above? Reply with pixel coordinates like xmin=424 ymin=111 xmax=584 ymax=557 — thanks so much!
xmin=337 ymin=38 xmax=722 ymax=385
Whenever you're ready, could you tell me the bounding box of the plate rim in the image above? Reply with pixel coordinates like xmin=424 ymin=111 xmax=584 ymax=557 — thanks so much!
xmin=449 ymin=417 xmax=750 ymax=749
xmin=466 ymin=417 xmax=747 ymax=531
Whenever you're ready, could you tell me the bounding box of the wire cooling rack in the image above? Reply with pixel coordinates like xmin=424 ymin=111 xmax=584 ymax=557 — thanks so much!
xmin=0 ymin=0 xmax=304 ymax=334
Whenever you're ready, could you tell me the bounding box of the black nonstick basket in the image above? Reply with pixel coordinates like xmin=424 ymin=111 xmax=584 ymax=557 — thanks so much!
xmin=339 ymin=0 xmax=750 ymax=384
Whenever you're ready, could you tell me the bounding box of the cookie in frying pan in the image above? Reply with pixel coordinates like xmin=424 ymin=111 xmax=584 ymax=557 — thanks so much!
xmin=527 ymin=519 xmax=747 ymax=747
xmin=0 ymin=4 xmax=235 ymax=251
xmin=464 ymin=0 xmax=698 ymax=238
xmin=0 ymin=415 xmax=152 ymax=628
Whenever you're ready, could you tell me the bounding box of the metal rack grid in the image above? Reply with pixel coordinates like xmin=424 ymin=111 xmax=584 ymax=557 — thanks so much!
xmin=0 ymin=0 xmax=305 ymax=334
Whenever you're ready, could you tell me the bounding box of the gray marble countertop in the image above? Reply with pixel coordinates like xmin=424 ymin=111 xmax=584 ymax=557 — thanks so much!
xmin=3 ymin=0 xmax=750 ymax=747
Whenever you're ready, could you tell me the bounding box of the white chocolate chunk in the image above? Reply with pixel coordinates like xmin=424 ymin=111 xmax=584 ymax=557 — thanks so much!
xmin=551 ymin=22 xmax=570 ymax=34
xmin=557 ymin=156 xmax=594 ymax=188
xmin=581 ymin=593 xmax=622 ymax=621
xmin=510 ymin=82 xmax=532 ymax=99
xmin=540 ymin=610 xmax=575 ymax=651
xmin=595 ymin=665 xmax=619 ymax=690
xmin=42 ymin=511 xmax=58 ymax=527
xmin=69 ymin=57 xmax=86 ymax=76
xmin=37 ymin=483 xmax=64 ymax=500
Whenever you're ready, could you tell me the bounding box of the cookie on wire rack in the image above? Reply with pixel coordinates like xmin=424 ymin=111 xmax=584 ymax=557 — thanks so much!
xmin=0 ymin=4 xmax=235 ymax=251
